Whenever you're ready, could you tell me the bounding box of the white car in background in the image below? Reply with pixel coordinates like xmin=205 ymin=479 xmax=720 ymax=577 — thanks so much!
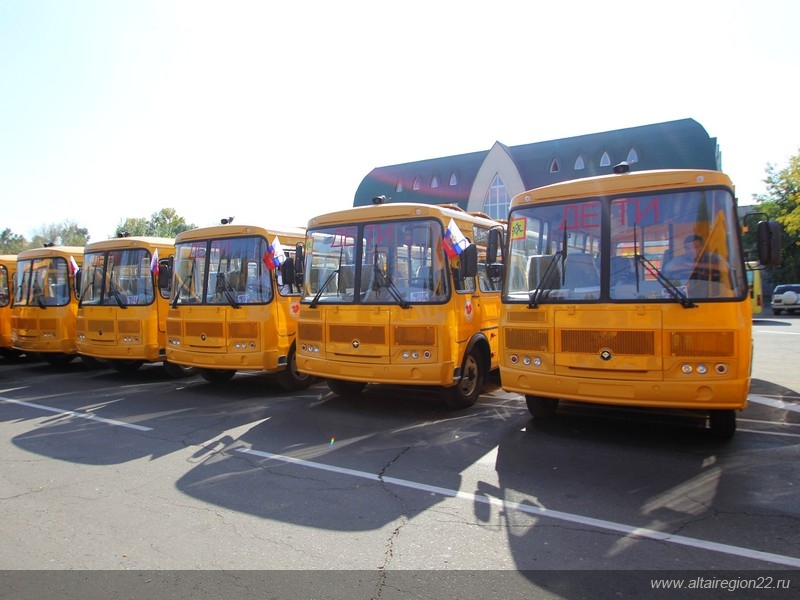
xmin=770 ymin=284 xmax=800 ymax=315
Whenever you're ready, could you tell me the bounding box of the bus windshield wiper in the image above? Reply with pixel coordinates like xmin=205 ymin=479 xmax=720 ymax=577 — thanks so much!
xmin=172 ymin=268 xmax=194 ymax=307
xmin=310 ymin=268 xmax=339 ymax=308
xmin=528 ymin=251 xmax=564 ymax=309
xmin=216 ymin=273 xmax=240 ymax=309
xmin=634 ymin=253 xmax=697 ymax=309
xmin=108 ymin=286 xmax=128 ymax=309
xmin=373 ymin=266 xmax=410 ymax=309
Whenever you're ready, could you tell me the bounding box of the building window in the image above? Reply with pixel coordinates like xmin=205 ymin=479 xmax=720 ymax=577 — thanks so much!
xmin=413 ymin=177 xmax=421 ymax=191
xmin=483 ymin=174 xmax=510 ymax=220
xmin=549 ymin=158 xmax=560 ymax=173
xmin=395 ymin=180 xmax=403 ymax=193
xmin=431 ymin=175 xmax=439 ymax=188
xmin=449 ymin=172 xmax=458 ymax=186
xmin=626 ymin=147 xmax=639 ymax=164
xmin=600 ymin=151 xmax=611 ymax=167
xmin=574 ymin=154 xmax=585 ymax=170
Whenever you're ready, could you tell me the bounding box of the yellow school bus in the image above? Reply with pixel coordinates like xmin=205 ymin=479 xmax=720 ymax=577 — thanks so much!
xmin=165 ymin=223 xmax=310 ymax=390
xmin=0 ymin=255 xmax=18 ymax=358
xmin=75 ymin=236 xmax=191 ymax=376
xmin=492 ymin=165 xmax=781 ymax=438
xmin=746 ymin=261 xmax=763 ymax=316
xmin=295 ymin=202 xmax=505 ymax=408
xmin=12 ymin=246 xmax=85 ymax=365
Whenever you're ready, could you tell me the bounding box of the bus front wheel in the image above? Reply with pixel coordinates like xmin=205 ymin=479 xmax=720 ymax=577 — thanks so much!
xmin=708 ymin=409 xmax=736 ymax=439
xmin=163 ymin=361 xmax=196 ymax=378
xmin=277 ymin=346 xmax=313 ymax=391
xmin=327 ymin=378 xmax=366 ymax=396
xmin=444 ymin=349 xmax=484 ymax=409
xmin=200 ymin=369 xmax=236 ymax=384
xmin=526 ymin=395 xmax=559 ymax=418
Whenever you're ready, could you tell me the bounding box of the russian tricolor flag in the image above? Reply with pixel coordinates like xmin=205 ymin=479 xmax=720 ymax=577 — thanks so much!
xmin=443 ymin=218 xmax=468 ymax=259
xmin=69 ymin=255 xmax=79 ymax=275
xmin=150 ymin=248 xmax=159 ymax=276
xmin=264 ymin=236 xmax=286 ymax=271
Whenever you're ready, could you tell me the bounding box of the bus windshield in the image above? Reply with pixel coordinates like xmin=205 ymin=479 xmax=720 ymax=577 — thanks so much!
xmin=172 ymin=235 xmax=273 ymax=306
xmin=303 ymin=219 xmax=449 ymax=305
xmin=80 ymin=249 xmax=157 ymax=307
xmin=14 ymin=257 xmax=71 ymax=307
xmin=505 ymin=188 xmax=746 ymax=304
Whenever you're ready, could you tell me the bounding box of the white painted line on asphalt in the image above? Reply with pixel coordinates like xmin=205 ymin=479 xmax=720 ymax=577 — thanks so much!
xmin=237 ymin=447 xmax=800 ymax=568
xmin=738 ymin=428 xmax=800 ymax=438
xmin=748 ymin=395 xmax=800 ymax=413
xmin=0 ymin=396 xmax=153 ymax=431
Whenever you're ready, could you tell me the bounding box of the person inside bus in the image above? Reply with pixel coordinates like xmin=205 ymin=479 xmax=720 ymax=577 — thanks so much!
xmin=663 ymin=234 xmax=728 ymax=288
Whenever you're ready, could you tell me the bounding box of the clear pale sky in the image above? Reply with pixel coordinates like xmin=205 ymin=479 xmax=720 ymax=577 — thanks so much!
xmin=1 ymin=0 xmax=798 ymax=243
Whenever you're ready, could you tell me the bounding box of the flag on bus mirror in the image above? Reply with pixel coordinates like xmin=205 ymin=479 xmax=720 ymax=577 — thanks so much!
xmin=265 ymin=236 xmax=286 ymax=271
xmin=69 ymin=255 xmax=79 ymax=275
xmin=443 ymin=218 xmax=468 ymax=259
xmin=150 ymin=248 xmax=159 ymax=276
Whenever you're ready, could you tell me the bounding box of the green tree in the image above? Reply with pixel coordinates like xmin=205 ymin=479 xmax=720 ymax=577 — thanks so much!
xmin=115 ymin=208 xmax=196 ymax=238
xmin=29 ymin=221 xmax=90 ymax=248
xmin=0 ymin=228 xmax=27 ymax=254
xmin=752 ymin=149 xmax=800 ymax=285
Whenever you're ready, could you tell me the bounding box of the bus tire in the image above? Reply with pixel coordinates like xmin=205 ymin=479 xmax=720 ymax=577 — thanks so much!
xmin=708 ymin=409 xmax=736 ymax=439
xmin=526 ymin=395 xmax=559 ymax=418
xmin=276 ymin=345 xmax=313 ymax=391
xmin=42 ymin=353 xmax=76 ymax=367
xmin=327 ymin=378 xmax=366 ymax=396
xmin=109 ymin=359 xmax=144 ymax=373
xmin=163 ymin=361 xmax=196 ymax=378
xmin=444 ymin=349 xmax=484 ymax=409
xmin=200 ymin=368 xmax=236 ymax=384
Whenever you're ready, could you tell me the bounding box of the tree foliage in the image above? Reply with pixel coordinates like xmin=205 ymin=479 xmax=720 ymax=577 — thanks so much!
xmin=115 ymin=208 xmax=196 ymax=238
xmin=752 ymin=149 xmax=800 ymax=285
xmin=0 ymin=229 xmax=27 ymax=254
xmin=30 ymin=221 xmax=90 ymax=248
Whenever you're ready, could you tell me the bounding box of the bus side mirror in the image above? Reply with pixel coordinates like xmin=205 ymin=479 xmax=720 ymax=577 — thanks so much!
xmin=73 ymin=268 xmax=82 ymax=296
xmin=294 ymin=242 xmax=305 ymax=285
xmin=281 ymin=257 xmax=295 ymax=286
xmin=158 ymin=257 xmax=173 ymax=289
xmin=757 ymin=220 xmax=782 ymax=266
xmin=487 ymin=229 xmax=500 ymax=264
xmin=460 ymin=244 xmax=478 ymax=278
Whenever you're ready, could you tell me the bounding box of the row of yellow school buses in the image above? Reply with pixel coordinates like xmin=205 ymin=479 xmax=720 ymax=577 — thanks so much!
xmin=0 ymin=167 xmax=782 ymax=439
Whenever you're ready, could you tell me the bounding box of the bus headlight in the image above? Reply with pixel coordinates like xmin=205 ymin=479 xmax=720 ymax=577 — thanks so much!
xmin=696 ymin=364 xmax=708 ymax=375
xmin=681 ymin=364 xmax=693 ymax=374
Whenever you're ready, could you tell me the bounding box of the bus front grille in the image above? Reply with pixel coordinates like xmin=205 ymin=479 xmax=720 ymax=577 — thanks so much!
xmin=505 ymin=328 xmax=549 ymax=351
xmin=298 ymin=322 xmax=323 ymax=342
xmin=670 ymin=331 xmax=734 ymax=357
xmin=394 ymin=326 xmax=435 ymax=346
xmin=561 ymin=330 xmax=655 ymax=355
xmin=329 ymin=325 xmax=386 ymax=345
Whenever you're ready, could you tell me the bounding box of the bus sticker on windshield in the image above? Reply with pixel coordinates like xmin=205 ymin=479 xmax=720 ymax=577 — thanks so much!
xmin=510 ymin=217 xmax=527 ymax=241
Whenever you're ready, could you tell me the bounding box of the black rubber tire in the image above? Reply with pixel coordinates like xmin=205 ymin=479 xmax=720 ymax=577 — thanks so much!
xmin=525 ymin=395 xmax=559 ymax=418
xmin=200 ymin=368 xmax=236 ymax=384
xmin=708 ymin=409 xmax=736 ymax=439
xmin=326 ymin=378 xmax=367 ymax=396
xmin=276 ymin=345 xmax=313 ymax=391
xmin=443 ymin=349 xmax=484 ymax=409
